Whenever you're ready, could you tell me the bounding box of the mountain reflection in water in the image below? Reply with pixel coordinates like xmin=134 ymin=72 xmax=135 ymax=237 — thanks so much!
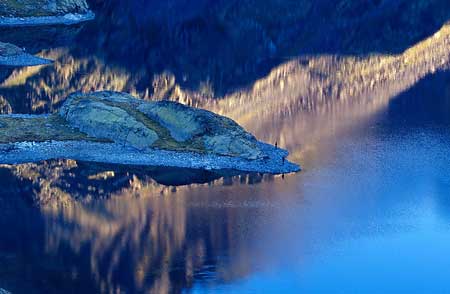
xmin=1 ymin=70 xmax=450 ymax=293
xmin=0 ymin=163 xmax=293 ymax=293
xmin=1 ymin=1 xmax=450 ymax=294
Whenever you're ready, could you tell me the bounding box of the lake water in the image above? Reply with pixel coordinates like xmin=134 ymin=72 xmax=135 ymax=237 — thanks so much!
xmin=1 ymin=5 xmax=450 ymax=294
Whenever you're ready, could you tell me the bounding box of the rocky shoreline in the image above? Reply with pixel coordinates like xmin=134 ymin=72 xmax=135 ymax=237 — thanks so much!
xmin=0 ymin=92 xmax=300 ymax=174
xmin=0 ymin=11 xmax=94 ymax=27
xmin=0 ymin=140 xmax=298 ymax=174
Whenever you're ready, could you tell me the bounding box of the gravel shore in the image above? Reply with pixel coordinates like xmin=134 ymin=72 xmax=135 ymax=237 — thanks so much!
xmin=0 ymin=140 xmax=300 ymax=174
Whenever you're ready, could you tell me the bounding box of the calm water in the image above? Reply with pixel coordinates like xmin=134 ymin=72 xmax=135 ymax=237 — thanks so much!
xmin=1 ymin=5 xmax=450 ymax=294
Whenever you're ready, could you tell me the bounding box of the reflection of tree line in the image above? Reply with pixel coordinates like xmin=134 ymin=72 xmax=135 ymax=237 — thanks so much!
xmin=43 ymin=187 xmax=266 ymax=293
xmin=2 ymin=0 xmax=450 ymax=114
xmin=55 ymin=0 xmax=450 ymax=95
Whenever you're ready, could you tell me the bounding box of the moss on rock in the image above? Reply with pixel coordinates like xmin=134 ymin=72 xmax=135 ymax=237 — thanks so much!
xmin=0 ymin=115 xmax=102 ymax=143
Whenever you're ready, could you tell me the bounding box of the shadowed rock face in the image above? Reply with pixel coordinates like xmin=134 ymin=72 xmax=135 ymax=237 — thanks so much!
xmin=0 ymin=0 xmax=89 ymax=17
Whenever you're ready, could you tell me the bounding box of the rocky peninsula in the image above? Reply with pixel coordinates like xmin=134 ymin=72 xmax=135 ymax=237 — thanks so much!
xmin=0 ymin=0 xmax=94 ymax=26
xmin=0 ymin=91 xmax=299 ymax=174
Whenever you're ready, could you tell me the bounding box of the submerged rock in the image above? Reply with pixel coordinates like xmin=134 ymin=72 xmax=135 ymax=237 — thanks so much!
xmin=0 ymin=41 xmax=52 ymax=66
xmin=0 ymin=0 xmax=94 ymax=26
xmin=0 ymin=91 xmax=299 ymax=174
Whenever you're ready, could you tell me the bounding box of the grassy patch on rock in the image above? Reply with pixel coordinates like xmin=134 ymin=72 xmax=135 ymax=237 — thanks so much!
xmin=73 ymin=94 xmax=207 ymax=153
xmin=0 ymin=115 xmax=107 ymax=143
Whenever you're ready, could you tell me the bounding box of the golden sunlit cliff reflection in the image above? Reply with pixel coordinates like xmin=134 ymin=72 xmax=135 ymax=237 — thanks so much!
xmin=35 ymin=171 xmax=296 ymax=293
xmin=1 ymin=159 xmax=297 ymax=293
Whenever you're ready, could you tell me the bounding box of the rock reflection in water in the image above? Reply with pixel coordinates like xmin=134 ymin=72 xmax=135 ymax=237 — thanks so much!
xmin=0 ymin=160 xmax=272 ymax=201
xmin=0 ymin=160 xmax=287 ymax=293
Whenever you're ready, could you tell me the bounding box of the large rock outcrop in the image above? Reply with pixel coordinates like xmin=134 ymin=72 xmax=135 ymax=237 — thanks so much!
xmin=60 ymin=92 xmax=264 ymax=159
xmin=0 ymin=91 xmax=299 ymax=174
